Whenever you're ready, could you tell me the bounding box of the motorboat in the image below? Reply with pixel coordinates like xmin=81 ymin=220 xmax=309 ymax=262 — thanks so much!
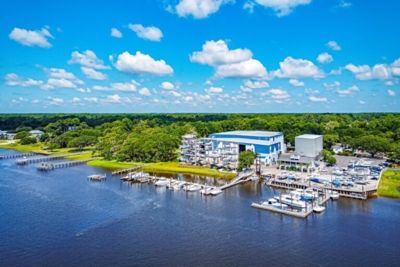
xmin=332 ymin=170 xmax=343 ymax=176
xmin=188 ymin=184 xmax=202 ymax=192
xmin=155 ymin=178 xmax=169 ymax=187
xmin=330 ymin=191 xmax=339 ymax=200
xmin=279 ymin=194 xmax=307 ymax=208
xmin=342 ymin=180 xmax=354 ymax=186
xmin=200 ymin=186 xmax=215 ymax=195
xmin=332 ymin=179 xmax=342 ymax=187
xmin=313 ymin=205 xmax=326 ymax=213
xmin=209 ymin=188 xmax=223 ymax=196
xmin=251 ymin=174 xmax=259 ymax=181
xmin=278 ymin=172 xmax=288 ymax=180
xmin=310 ymin=177 xmax=330 ymax=184
xmin=355 ymin=179 xmax=368 ymax=185
xmin=261 ymin=198 xmax=288 ymax=210
xmin=290 ymin=189 xmax=318 ymax=202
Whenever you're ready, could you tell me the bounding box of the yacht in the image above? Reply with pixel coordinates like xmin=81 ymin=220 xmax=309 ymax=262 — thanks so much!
xmin=313 ymin=205 xmax=326 ymax=213
xmin=251 ymin=174 xmax=259 ymax=181
xmin=188 ymin=184 xmax=202 ymax=192
xmin=155 ymin=178 xmax=169 ymax=187
xmin=278 ymin=194 xmax=307 ymax=208
xmin=200 ymin=186 xmax=214 ymax=195
xmin=330 ymin=191 xmax=339 ymax=200
xmin=261 ymin=198 xmax=288 ymax=210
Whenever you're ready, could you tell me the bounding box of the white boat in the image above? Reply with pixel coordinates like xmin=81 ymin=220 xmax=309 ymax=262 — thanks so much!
xmin=188 ymin=184 xmax=202 ymax=192
xmin=355 ymin=179 xmax=368 ymax=185
xmin=251 ymin=174 xmax=259 ymax=181
xmin=261 ymin=198 xmax=288 ymax=210
xmin=279 ymin=194 xmax=307 ymax=208
xmin=155 ymin=178 xmax=169 ymax=187
xmin=313 ymin=205 xmax=326 ymax=213
xmin=330 ymin=191 xmax=339 ymax=200
xmin=200 ymin=186 xmax=214 ymax=195
xmin=209 ymin=188 xmax=223 ymax=196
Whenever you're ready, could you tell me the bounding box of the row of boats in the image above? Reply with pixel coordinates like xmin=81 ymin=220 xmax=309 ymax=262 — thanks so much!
xmin=119 ymin=171 xmax=223 ymax=196
xmin=259 ymin=188 xmax=339 ymax=213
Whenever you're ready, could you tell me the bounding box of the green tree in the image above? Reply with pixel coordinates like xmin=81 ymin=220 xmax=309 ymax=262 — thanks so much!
xmin=326 ymin=156 xmax=337 ymax=165
xmin=20 ymin=137 xmax=37 ymax=145
xmin=14 ymin=131 xmax=30 ymax=140
xmin=238 ymin=150 xmax=257 ymax=171
xmin=357 ymin=135 xmax=390 ymax=158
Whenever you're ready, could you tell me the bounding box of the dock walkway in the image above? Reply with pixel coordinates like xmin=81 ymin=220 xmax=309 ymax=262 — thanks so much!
xmin=219 ymin=171 xmax=254 ymax=190
xmin=37 ymin=157 xmax=101 ymax=171
xmin=16 ymin=152 xmax=91 ymax=165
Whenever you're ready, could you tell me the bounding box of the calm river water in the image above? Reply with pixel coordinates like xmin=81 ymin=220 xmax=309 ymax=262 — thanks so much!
xmin=0 ymin=149 xmax=399 ymax=267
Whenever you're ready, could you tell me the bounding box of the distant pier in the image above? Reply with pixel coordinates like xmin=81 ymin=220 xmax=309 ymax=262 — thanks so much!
xmin=37 ymin=157 xmax=101 ymax=171
xmin=16 ymin=152 xmax=91 ymax=165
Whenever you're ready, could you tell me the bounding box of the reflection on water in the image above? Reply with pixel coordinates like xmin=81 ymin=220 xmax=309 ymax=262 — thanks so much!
xmin=0 ymin=149 xmax=399 ymax=267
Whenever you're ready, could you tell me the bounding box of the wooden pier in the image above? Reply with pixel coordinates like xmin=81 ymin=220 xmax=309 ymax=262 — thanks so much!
xmin=37 ymin=157 xmax=101 ymax=171
xmin=0 ymin=153 xmax=37 ymax=160
xmin=15 ymin=152 xmax=91 ymax=165
xmin=219 ymin=172 xmax=254 ymax=190
xmin=111 ymin=165 xmax=145 ymax=176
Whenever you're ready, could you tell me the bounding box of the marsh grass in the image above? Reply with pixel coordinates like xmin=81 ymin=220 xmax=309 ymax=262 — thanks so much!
xmin=378 ymin=170 xmax=400 ymax=198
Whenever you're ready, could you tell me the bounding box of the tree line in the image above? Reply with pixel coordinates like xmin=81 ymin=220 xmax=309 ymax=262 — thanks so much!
xmin=1 ymin=113 xmax=399 ymax=162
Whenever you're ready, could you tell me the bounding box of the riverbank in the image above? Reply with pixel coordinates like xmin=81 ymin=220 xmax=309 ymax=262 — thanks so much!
xmin=0 ymin=143 xmax=236 ymax=179
xmin=377 ymin=170 xmax=400 ymax=198
xmin=88 ymin=160 xmax=236 ymax=180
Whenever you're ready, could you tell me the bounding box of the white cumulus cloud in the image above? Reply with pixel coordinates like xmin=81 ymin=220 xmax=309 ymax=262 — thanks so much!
xmin=68 ymin=50 xmax=110 ymax=69
xmin=327 ymin=40 xmax=341 ymax=51
xmin=289 ymin=79 xmax=305 ymax=87
xmin=388 ymin=89 xmax=396 ymax=96
xmin=160 ymin=81 xmax=175 ymax=90
xmin=81 ymin=67 xmax=108 ymax=80
xmin=129 ymin=24 xmax=163 ymax=41
xmin=5 ymin=73 xmax=43 ymax=87
xmin=273 ymin=56 xmax=324 ymax=79
xmin=359 ymin=100 xmax=365 ymax=104
xmin=46 ymin=78 xmax=77 ymax=89
xmin=244 ymin=80 xmax=269 ymax=88
xmin=309 ymin=96 xmax=327 ymax=102
xmin=174 ymin=0 xmax=233 ymax=19
xmin=115 ymin=51 xmax=173 ymax=76
xmin=111 ymin=28 xmax=122 ymax=38
xmin=205 ymin=86 xmax=223 ymax=94
xmin=190 ymin=40 xmax=252 ymax=66
xmin=317 ymin=52 xmax=333 ymax=64
xmin=268 ymin=89 xmax=290 ymax=99
xmin=345 ymin=63 xmax=392 ymax=80
xmin=139 ymin=87 xmax=151 ymax=96
xmin=252 ymin=0 xmax=312 ymax=17
xmin=215 ymin=59 xmax=268 ymax=79
xmin=323 ymin=81 xmax=340 ymax=88
xmin=9 ymin=27 xmax=54 ymax=48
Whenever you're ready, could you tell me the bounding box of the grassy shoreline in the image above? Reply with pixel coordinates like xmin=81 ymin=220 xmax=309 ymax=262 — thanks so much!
xmin=0 ymin=143 xmax=236 ymax=180
xmin=377 ymin=170 xmax=400 ymax=198
xmin=88 ymin=160 xmax=236 ymax=180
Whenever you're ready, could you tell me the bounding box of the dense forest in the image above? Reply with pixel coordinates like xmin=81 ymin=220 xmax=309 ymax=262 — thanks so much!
xmin=1 ymin=113 xmax=399 ymax=162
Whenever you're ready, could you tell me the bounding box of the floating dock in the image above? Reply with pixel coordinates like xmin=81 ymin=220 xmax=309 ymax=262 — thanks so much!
xmin=251 ymin=191 xmax=331 ymax=218
xmin=16 ymin=152 xmax=91 ymax=165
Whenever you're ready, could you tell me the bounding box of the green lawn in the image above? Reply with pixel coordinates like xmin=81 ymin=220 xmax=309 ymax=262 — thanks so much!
xmin=378 ymin=170 xmax=400 ymax=198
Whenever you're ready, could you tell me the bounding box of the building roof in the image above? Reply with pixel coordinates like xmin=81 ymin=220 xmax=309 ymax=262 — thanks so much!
xmin=203 ymin=137 xmax=279 ymax=146
xmin=278 ymin=154 xmax=315 ymax=164
xmin=295 ymin=134 xmax=322 ymax=140
xmin=210 ymin=130 xmax=282 ymax=138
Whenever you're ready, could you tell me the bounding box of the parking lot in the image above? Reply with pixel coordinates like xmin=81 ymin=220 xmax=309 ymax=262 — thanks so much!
xmin=319 ymin=155 xmax=387 ymax=173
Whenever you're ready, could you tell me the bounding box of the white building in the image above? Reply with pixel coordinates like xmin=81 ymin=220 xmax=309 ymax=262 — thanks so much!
xmin=295 ymin=134 xmax=323 ymax=158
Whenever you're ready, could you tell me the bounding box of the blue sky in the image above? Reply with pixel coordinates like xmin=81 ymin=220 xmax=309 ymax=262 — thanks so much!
xmin=1 ymin=0 xmax=399 ymax=113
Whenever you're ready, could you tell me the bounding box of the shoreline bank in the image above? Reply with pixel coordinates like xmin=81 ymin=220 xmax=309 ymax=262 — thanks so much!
xmin=377 ymin=170 xmax=400 ymax=198
xmin=0 ymin=144 xmax=236 ymax=180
